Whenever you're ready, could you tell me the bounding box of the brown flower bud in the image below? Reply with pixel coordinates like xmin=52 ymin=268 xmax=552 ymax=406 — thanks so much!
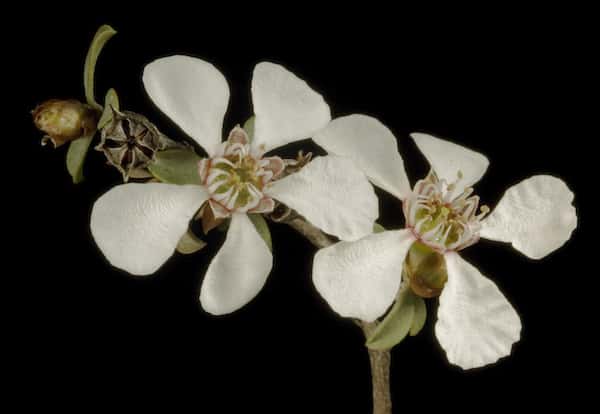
xmin=404 ymin=241 xmax=448 ymax=298
xmin=32 ymin=99 xmax=99 ymax=147
xmin=95 ymin=108 xmax=185 ymax=181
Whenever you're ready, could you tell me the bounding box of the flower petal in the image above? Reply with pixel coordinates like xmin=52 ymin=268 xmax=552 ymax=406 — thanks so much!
xmin=313 ymin=230 xmax=416 ymax=322
xmin=251 ymin=62 xmax=331 ymax=152
xmin=200 ymin=213 xmax=273 ymax=315
xmin=435 ymin=252 xmax=521 ymax=370
xmin=480 ymin=175 xmax=577 ymax=259
xmin=410 ymin=133 xmax=489 ymax=196
xmin=313 ymin=115 xmax=411 ymax=200
xmin=91 ymin=183 xmax=208 ymax=275
xmin=143 ymin=55 xmax=229 ymax=156
xmin=265 ymin=155 xmax=378 ymax=241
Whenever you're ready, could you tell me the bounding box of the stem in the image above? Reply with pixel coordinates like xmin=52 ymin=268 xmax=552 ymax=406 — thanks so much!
xmin=283 ymin=215 xmax=334 ymax=248
xmin=361 ymin=322 xmax=392 ymax=414
xmin=280 ymin=213 xmax=392 ymax=414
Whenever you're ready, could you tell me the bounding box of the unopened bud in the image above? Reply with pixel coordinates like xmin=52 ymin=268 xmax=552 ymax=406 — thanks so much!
xmin=32 ymin=99 xmax=98 ymax=147
xmin=404 ymin=241 xmax=448 ymax=298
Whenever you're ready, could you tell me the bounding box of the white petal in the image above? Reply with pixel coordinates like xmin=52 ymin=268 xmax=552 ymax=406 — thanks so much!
xmin=251 ymin=62 xmax=331 ymax=152
xmin=410 ymin=133 xmax=489 ymax=195
xmin=200 ymin=214 xmax=273 ymax=315
xmin=313 ymin=115 xmax=411 ymax=200
xmin=435 ymin=253 xmax=521 ymax=370
xmin=265 ymin=156 xmax=378 ymax=241
xmin=91 ymin=183 xmax=208 ymax=275
xmin=480 ymin=175 xmax=577 ymax=259
xmin=313 ymin=230 xmax=416 ymax=322
xmin=143 ymin=55 xmax=229 ymax=156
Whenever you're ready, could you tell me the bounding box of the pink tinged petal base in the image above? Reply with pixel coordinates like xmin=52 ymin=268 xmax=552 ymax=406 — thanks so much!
xmin=208 ymin=199 xmax=232 ymax=219
xmin=435 ymin=252 xmax=521 ymax=370
xmin=313 ymin=114 xmax=411 ymax=200
xmin=410 ymin=133 xmax=489 ymax=197
xmin=313 ymin=229 xmax=416 ymax=323
xmin=480 ymin=175 xmax=577 ymax=259
xmin=200 ymin=213 xmax=273 ymax=315
xmin=258 ymin=157 xmax=285 ymax=183
xmin=249 ymin=197 xmax=276 ymax=214
xmin=265 ymin=155 xmax=378 ymax=241
xmin=142 ymin=55 xmax=229 ymax=157
xmin=90 ymin=183 xmax=209 ymax=276
xmin=251 ymin=62 xmax=331 ymax=152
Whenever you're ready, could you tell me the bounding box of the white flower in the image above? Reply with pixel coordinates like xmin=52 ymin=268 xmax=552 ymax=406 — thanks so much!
xmin=312 ymin=116 xmax=577 ymax=369
xmin=90 ymin=57 xmax=378 ymax=315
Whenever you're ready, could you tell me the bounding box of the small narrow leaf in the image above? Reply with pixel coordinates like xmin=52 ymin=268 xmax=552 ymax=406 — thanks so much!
xmin=409 ymin=297 xmax=427 ymax=336
xmin=176 ymin=229 xmax=207 ymax=254
xmin=84 ymin=25 xmax=117 ymax=109
xmin=97 ymin=88 xmax=120 ymax=129
xmin=66 ymin=131 xmax=95 ymax=184
xmin=148 ymin=149 xmax=202 ymax=185
xmin=366 ymin=287 xmax=417 ymax=350
xmin=243 ymin=116 xmax=255 ymax=141
xmin=248 ymin=214 xmax=272 ymax=251
xmin=373 ymin=223 xmax=385 ymax=233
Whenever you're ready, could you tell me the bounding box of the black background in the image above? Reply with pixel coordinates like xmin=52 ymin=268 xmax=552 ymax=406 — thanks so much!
xmin=9 ymin=7 xmax=593 ymax=412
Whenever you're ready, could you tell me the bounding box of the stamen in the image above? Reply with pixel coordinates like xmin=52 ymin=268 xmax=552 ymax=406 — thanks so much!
xmin=414 ymin=215 xmax=432 ymax=234
xmin=439 ymin=225 xmax=453 ymax=245
xmin=476 ymin=205 xmax=490 ymax=220
xmin=203 ymin=126 xmax=279 ymax=216
xmin=421 ymin=221 xmax=444 ymax=241
xmin=404 ymin=171 xmax=487 ymax=253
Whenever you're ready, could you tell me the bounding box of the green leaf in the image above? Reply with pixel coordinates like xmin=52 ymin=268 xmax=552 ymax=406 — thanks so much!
xmin=248 ymin=214 xmax=272 ymax=251
xmin=176 ymin=229 xmax=207 ymax=254
xmin=84 ymin=24 xmax=117 ymax=110
xmin=243 ymin=116 xmax=255 ymax=141
xmin=366 ymin=287 xmax=417 ymax=350
xmin=148 ymin=149 xmax=203 ymax=185
xmin=97 ymin=88 xmax=120 ymax=129
xmin=409 ymin=296 xmax=427 ymax=336
xmin=373 ymin=223 xmax=386 ymax=233
xmin=66 ymin=131 xmax=95 ymax=184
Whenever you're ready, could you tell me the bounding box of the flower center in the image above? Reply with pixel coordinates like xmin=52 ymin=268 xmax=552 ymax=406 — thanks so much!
xmin=403 ymin=172 xmax=489 ymax=252
xmin=198 ymin=126 xmax=284 ymax=216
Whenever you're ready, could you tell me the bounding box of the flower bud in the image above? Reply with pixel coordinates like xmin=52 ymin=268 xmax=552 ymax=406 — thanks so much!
xmin=405 ymin=241 xmax=448 ymax=298
xmin=32 ymin=99 xmax=98 ymax=147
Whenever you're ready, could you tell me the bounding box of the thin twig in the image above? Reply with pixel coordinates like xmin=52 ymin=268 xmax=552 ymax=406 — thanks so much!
xmin=277 ymin=213 xmax=393 ymax=414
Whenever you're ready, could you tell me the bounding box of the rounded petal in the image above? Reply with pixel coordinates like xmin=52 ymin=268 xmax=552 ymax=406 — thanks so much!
xmin=143 ymin=55 xmax=229 ymax=156
xmin=435 ymin=252 xmax=521 ymax=370
xmin=200 ymin=214 xmax=273 ymax=315
xmin=411 ymin=132 xmax=489 ymax=195
xmin=480 ymin=175 xmax=577 ymax=259
xmin=251 ymin=62 xmax=331 ymax=152
xmin=313 ymin=230 xmax=416 ymax=322
xmin=265 ymin=156 xmax=378 ymax=241
xmin=91 ymin=183 xmax=208 ymax=275
xmin=313 ymin=115 xmax=411 ymax=200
